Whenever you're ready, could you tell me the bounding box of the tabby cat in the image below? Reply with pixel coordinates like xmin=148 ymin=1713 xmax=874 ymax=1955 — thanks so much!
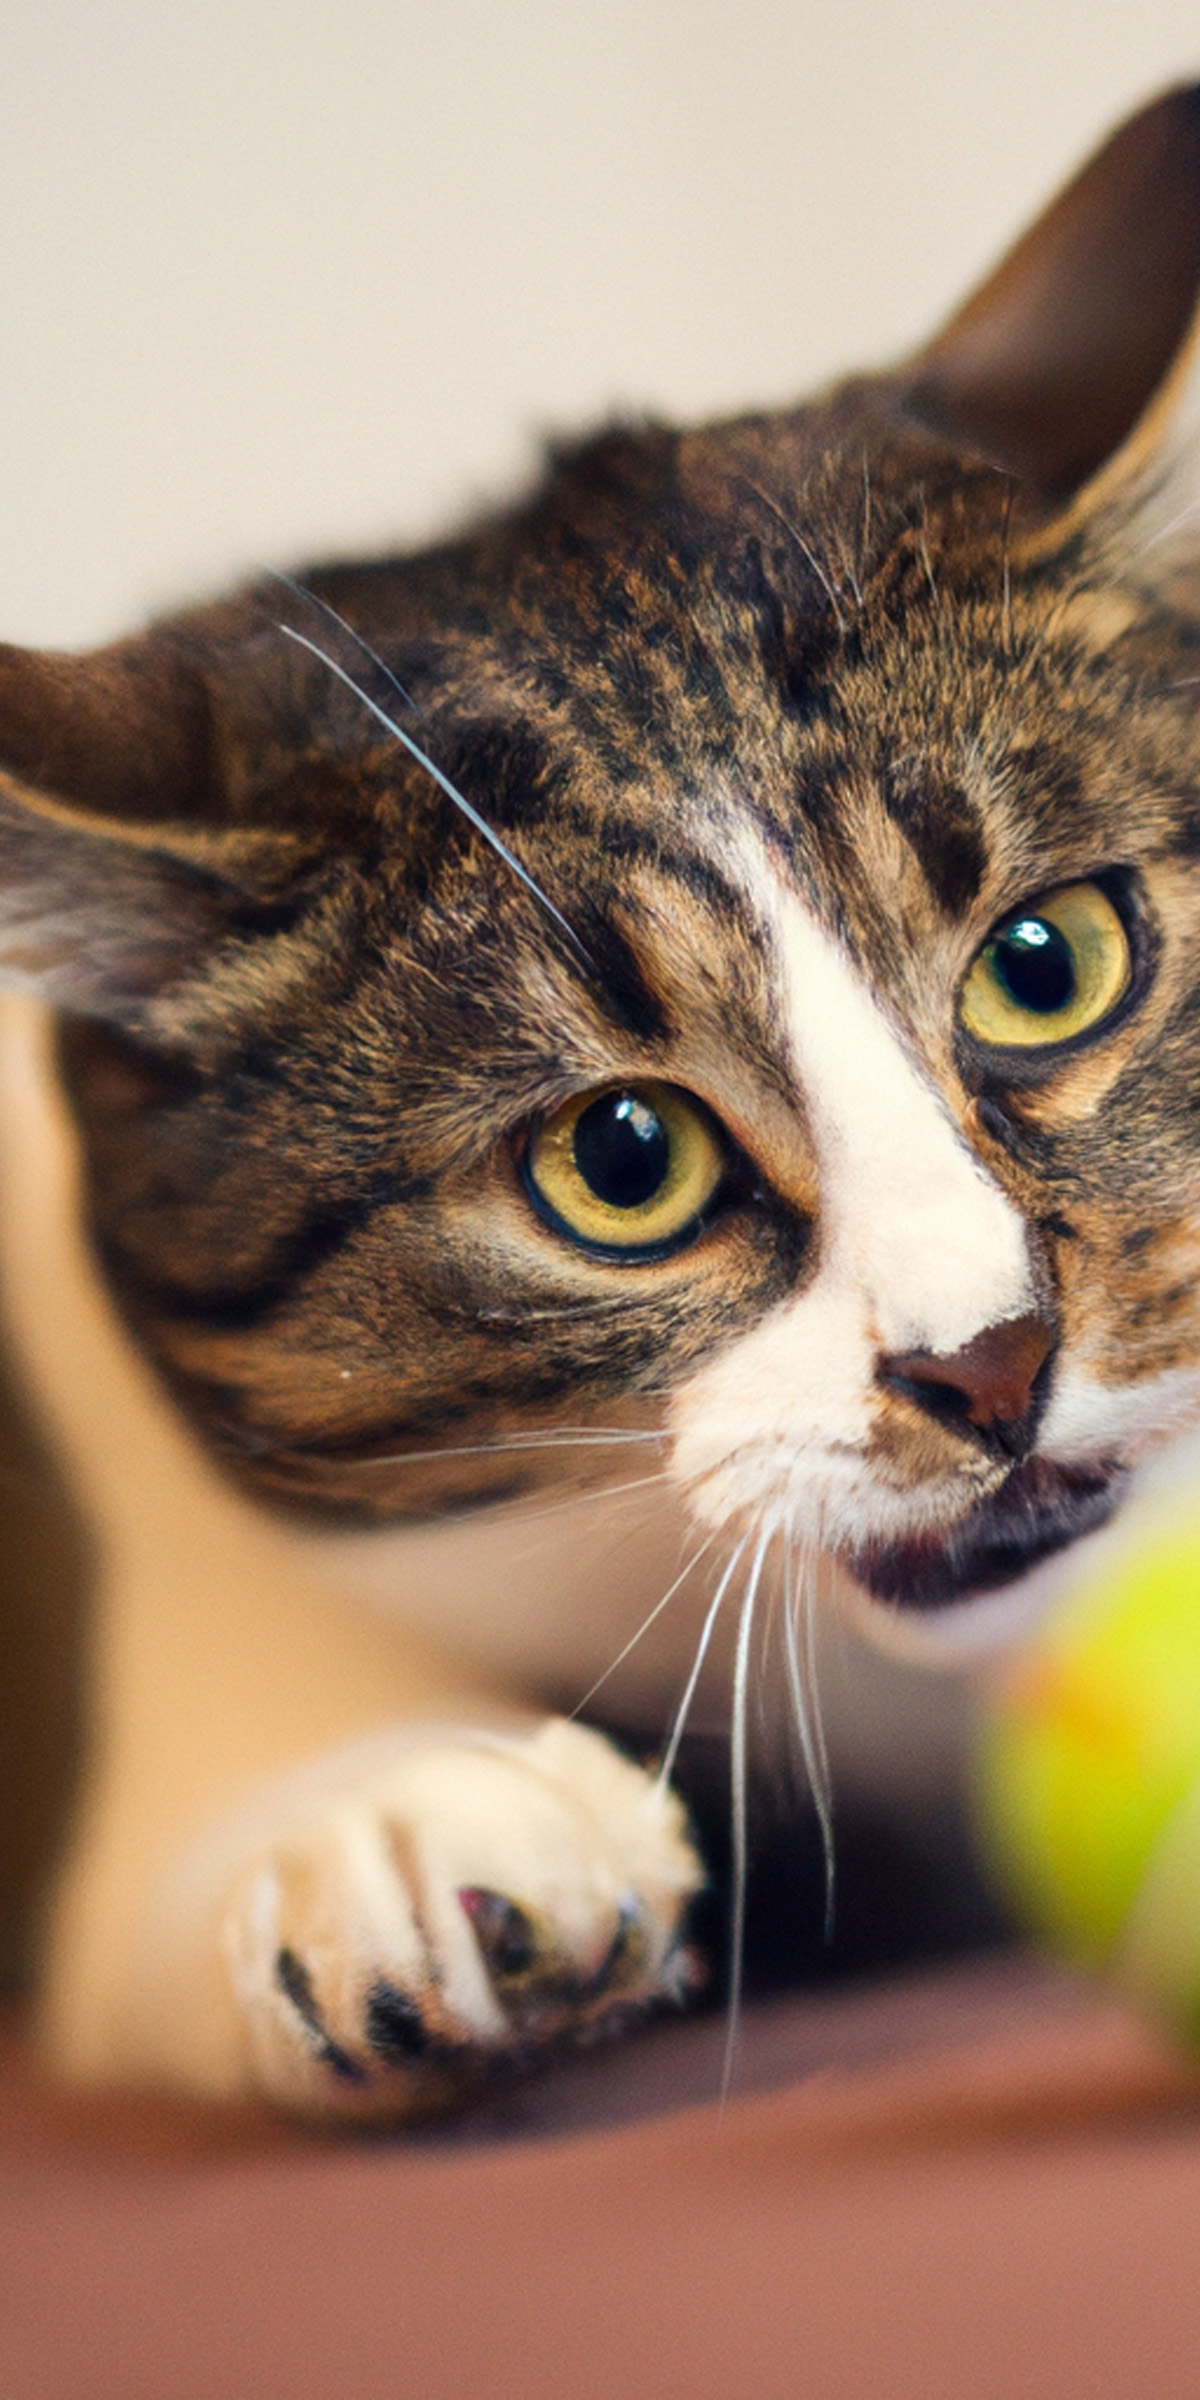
xmin=1 ymin=86 xmax=1199 ymax=2117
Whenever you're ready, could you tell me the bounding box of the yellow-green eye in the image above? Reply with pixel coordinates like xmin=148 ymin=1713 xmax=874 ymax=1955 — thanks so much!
xmin=959 ymin=881 xmax=1131 ymax=1050
xmin=524 ymin=1081 xmax=725 ymax=1256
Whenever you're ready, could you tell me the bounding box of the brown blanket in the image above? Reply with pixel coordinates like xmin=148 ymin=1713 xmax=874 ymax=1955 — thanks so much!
xmin=4 ymin=1958 xmax=1199 ymax=2399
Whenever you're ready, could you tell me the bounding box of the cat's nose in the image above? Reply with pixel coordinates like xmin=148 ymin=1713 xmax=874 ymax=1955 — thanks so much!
xmin=878 ymin=1310 xmax=1055 ymax=1461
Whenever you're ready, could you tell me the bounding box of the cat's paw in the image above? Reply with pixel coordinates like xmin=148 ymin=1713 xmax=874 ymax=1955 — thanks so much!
xmin=221 ymin=1720 xmax=703 ymax=2118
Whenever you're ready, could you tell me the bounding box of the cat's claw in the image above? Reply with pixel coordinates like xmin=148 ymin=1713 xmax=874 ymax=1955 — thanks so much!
xmin=219 ymin=1719 xmax=703 ymax=2118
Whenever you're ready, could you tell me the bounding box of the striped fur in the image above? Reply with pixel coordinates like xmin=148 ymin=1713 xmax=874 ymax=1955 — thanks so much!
xmin=6 ymin=84 xmax=1200 ymax=2112
xmin=6 ymin=90 xmax=1200 ymax=1592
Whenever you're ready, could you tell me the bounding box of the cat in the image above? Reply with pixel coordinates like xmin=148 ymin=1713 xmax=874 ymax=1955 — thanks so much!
xmin=1 ymin=82 xmax=1199 ymax=2118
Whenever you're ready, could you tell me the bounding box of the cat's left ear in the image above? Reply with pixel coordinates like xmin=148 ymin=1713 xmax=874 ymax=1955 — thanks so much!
xmin=0 ymin=631 xmax=320 ymax=1023
xmin=903 ymin=84 xmax=1200 ymax=536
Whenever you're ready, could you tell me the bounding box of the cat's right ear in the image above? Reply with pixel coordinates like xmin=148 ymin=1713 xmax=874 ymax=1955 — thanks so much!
xmin=903 ymin=84 xmax=1200 ymax=527
xmin=0 ymin=633 xmax=319 ymax=1023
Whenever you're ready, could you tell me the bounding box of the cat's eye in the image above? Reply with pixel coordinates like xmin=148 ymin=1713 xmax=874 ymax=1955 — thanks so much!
xmin=523 ymin=1081 xmax=725 ymax=1257
xmin=959 ymin=881 xmax=1132 ymax=1051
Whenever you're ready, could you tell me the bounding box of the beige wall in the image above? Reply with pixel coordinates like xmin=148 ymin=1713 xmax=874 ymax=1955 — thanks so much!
xmin=0 ymin=0 xmax=1197 ymax=648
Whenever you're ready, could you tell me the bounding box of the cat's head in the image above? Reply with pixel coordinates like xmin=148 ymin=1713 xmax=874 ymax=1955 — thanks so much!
xmin=2 ymin=87 xmax=1200 ymax=1628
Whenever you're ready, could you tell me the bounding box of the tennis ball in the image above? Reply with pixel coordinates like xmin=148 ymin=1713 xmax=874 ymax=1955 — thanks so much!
xmin=977 ymin=1513 xmax=1200 ymax=2038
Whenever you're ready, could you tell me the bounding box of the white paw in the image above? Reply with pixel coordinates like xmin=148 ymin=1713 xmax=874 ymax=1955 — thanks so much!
xmin=220 ymin=1720 xmax=703 ymax=2118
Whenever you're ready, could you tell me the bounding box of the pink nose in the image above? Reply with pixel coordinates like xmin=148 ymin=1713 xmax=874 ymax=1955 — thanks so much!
xmin=878 ymin=1311 xmax=1055 ymax=1459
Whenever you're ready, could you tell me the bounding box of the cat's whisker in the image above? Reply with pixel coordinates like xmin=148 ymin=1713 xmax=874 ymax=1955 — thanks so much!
xmin=835 ymin=504 xmax=864 ymax=611
xmin=1000 ymin=476 xmax=1015 ymax=661
xmin=278 ymin=1425 xmax=668 ymax=1474
xmin=752 ymin=1558 xmax=780 ymax=1751
xmin=470 ymin=1300 xmax=651 ymax=1323
xmin=782 ymin=1527 xmax=835 ymax=1937
xmin=916 ymin=499 xmax=940 ymax=611
xmin=859 ymin=453 xmax=873 ymax=579
xmin=269 ymin=571 xmax=426 ymax=721
xmin=501 ymin=1465 xmax=673 ymax=1526
xmin=657 ymin=1537 xmax=749 ymax=1793
xmin=805 ymin=1547 xmax=834 ymax=1819
xmin=277 ymin=624 xmax=594 ymax=973
xmin=1127 ymin=481 xmax=1200 ymax=563
xmin=738 ymin=477 xmax=849 ymax=636
xmin=569 ymin=1532 xmax=718 ymax=1719
xmin=721 ymin=1518 xmax=773 ymax=2110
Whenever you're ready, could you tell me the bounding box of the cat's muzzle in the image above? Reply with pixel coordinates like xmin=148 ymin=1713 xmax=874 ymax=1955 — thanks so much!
xmin=848 ymin=1453 xmax=1127 ymax=1612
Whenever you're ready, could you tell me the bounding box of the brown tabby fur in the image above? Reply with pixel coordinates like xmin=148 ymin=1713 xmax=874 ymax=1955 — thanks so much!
xmin=40 ymin=371 xmax=1200 ymax=1525
xmin=4 ymin=85 xmax=1200 ymax=2034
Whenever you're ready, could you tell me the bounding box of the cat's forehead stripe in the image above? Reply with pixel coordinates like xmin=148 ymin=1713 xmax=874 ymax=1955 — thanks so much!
xmin=668 ymin=844 xmax=1038 ymax=1543
xmin=730 ymin=837 xmax=1034 ymax=1354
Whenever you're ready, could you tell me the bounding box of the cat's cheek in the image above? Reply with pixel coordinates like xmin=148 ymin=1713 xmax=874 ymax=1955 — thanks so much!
xmin=1039 ymin=1361 xmax=1200 ymax=1468
xmin=667 ymin=1283 xmax=872 ymax=1526
xmin=664 ymin=1281 xmax=993 ymax=1550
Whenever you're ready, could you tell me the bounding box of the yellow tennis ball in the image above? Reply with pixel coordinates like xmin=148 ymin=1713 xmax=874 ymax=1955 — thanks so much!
xmin=977 ymin=1513 xmax=1200 ymax=2037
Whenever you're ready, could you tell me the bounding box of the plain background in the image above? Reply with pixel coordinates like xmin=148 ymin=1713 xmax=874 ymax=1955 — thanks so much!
xmin=0 ymin=2 xmax=1197 ymax=651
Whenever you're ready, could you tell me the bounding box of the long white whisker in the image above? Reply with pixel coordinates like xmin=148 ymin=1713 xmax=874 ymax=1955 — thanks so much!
xmin=741 ymin=478 xmax=848 ymax=634
xmin=657 ymin=1538 xmax=748 ymax=1793
xmin=337 ymin=1428 xmax=666 ymax=1472
xmin=783 ymin=1534 xmax=835 ymax=1939
xmin=803 ymin=1553 xmax=833 ymax=1818
xmin=1000 ymin=476 xmax=1014 ymax=660
xmin=470 ymin=1298 xmax=655 ymax=1323
xmin=1130 ymin=484 xmax=1200 ymax=561
xmin=721 ymin=1519 xmax=771 ymax=2110
xmin=569 ymin=1532 xmax=718 ymax=1719
xmin=505 ymin=1466 xmax=672 ymax=1526
xmin=277 ymin=624 xmax=593 ymax=971
xmin=270 ymin=571 xmax=426 ymax=721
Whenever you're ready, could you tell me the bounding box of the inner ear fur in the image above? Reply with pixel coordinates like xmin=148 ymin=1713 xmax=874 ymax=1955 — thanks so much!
xmin=903 ymin=84 xmax=1200 ymax=508
xmin=0 ymin=633 xmax=218 ymax=823
xmin=0 ymin=628 xmax=321 ymax=1020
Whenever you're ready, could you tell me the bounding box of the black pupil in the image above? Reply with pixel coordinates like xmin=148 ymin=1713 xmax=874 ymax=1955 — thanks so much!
xmin=992 ymin=916 xmax=1075 ymax=1014
xmin=573 ymin=1092 xmax=670 ymax=1210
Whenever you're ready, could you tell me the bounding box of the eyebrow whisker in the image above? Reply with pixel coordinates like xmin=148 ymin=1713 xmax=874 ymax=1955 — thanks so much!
xmin=269 ymin=570 xmax=427 ymax=722
xmin=277 ymin=622 xmax=594 ymax=973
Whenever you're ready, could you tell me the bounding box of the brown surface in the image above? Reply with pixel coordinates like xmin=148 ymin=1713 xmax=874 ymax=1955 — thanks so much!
xmin=5 ymin=1958 xmax=1200 ymax=2399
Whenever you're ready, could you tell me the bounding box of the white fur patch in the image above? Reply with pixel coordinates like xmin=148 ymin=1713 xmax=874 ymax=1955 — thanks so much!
xmin=1040 ymin=1360 xmax=1200 ymax=1463
xmin=671 ymin=864 xmax=1034 ymax=1544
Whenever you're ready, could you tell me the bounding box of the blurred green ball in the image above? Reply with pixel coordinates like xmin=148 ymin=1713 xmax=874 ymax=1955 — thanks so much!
xmin=978 ymin=1519 xmax=1200 ymax=2033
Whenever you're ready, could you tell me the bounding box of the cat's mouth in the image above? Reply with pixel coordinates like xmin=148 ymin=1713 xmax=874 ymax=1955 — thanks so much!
xmin=848 ymin=1453 xmax=1128 ymax=1612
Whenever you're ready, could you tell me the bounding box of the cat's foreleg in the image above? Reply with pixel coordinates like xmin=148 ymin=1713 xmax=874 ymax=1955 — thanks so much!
xmin=93 ymin=1716 xmax=702 ymax=2116
xmin=0 ymin=1003 xmax=701 ymax=2115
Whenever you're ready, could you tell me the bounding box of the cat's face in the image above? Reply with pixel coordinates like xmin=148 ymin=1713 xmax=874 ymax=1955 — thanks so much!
xmin=5 ymin=86 xmax=1200 ymax=1627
